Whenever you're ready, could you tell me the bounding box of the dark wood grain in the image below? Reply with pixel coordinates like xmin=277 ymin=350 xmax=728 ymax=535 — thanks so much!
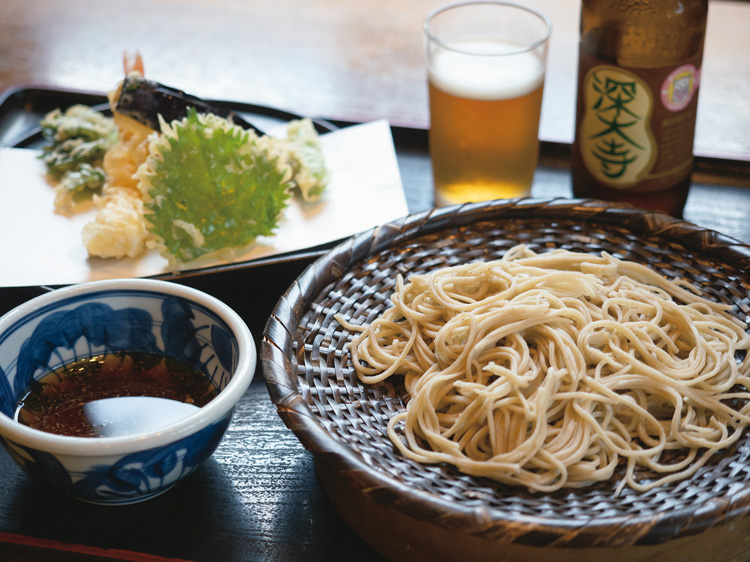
xmin=0 ymin=379 xmax=384 ymax=562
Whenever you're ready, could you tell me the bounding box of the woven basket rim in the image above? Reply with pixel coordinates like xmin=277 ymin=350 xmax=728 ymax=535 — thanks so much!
xmin=261 ymin=197 xmax=750 ymax=547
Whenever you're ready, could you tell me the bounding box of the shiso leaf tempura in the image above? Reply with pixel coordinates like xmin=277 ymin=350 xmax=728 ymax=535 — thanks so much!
xmin=136 ymin=108 xmax=293 ymax=265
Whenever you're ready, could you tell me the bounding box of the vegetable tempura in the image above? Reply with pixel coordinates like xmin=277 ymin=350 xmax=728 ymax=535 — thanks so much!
xmin=38 ymin=56 xmax=331 ymax=265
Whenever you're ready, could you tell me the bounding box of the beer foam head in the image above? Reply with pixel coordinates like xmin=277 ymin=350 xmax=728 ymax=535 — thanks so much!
xmin=428 ymin=41 xmax=546 ymax=101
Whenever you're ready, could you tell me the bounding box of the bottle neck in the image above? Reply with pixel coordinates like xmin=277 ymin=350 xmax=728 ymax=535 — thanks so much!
xmin=579 ymin=0 xmax=707 ymax=68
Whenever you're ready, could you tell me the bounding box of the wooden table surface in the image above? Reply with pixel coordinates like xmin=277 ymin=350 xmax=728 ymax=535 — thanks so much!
xmin=1 ymin=0 xmax=748 ymax=160
xmin=0 ymin=1 xmax=749 ymax=561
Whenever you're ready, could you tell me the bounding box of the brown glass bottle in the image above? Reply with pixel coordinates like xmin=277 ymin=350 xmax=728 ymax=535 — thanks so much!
xmin=571 ymin=0 xmax=708 ymax=217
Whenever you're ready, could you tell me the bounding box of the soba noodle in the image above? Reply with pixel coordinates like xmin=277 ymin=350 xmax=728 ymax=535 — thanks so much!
xmin=339 ymin=245 xmax=750 ymax=493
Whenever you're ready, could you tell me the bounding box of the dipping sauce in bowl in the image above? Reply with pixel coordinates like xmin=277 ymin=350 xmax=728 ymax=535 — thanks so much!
xmin=15 ymin=351 xmax=219 ymax=437
xmin=0 ymin=278 xmax=256 ymax=504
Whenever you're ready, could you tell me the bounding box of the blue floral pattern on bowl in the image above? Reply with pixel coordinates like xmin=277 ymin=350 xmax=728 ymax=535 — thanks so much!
xmin=0 ymin=281 xmax=253 ymax=505
xmin=2 ymin=417 xmax=231 ymax=504
xmin=0 ymin=292 xmax=237 ymax=417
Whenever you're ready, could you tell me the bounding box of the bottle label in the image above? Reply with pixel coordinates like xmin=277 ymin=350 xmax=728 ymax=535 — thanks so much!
xmin=577 ymin=55 xmax=700 ymax=192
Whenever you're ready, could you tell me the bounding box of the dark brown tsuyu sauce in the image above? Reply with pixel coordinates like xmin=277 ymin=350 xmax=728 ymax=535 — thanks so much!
xmin=15 ymin=351 xmax=218 ymax=438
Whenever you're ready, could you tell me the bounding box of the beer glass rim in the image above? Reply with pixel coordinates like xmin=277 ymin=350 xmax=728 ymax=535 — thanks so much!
xmin=423 ymin=0 xmax=552 ymax=56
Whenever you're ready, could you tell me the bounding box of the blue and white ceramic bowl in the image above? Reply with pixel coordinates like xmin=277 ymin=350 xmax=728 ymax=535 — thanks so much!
xmin=0 ymin=279 xmax=255 ymax=505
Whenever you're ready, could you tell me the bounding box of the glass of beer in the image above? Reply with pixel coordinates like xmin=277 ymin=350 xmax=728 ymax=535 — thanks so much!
xmin=424 ymin=1 xmax=551 ymax=206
